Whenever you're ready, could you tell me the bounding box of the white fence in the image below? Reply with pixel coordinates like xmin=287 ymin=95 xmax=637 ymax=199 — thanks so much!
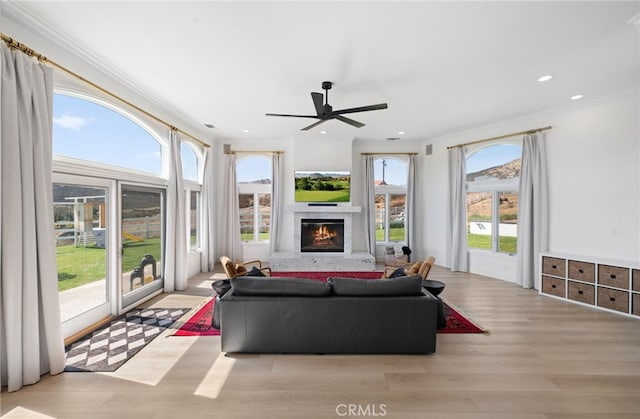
xmin=469 ymin=222 xmax=517 ymax=237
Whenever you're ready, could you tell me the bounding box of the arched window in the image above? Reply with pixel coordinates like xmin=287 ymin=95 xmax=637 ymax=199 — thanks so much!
xmin=52 ymin=93 xmax=163 ymax=175
xmin=181 ymin=141 xmax=203 ymax=250
xmin=237 ymin=155 xmax=272 ymax=242
xmin=466 ymin=143 xmax=521 ymax=254
xmin=374 ymin=157 xmax=408 ymax=242
xmin=181 ymin=142 xmax=199 ymax=182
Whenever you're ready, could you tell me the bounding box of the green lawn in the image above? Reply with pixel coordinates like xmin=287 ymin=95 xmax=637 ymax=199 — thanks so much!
xmin=295 ymin=189 xmax=350 ymax=203
xmin=240 ymin=233 xmax=270 ymax=241
xmin=376 ymin=227 xmax=405 ymax=242
xmin=56 ymin=237 xmax=161 ymax=291
xmin=467 ymin=233 xmax=517 ymax=254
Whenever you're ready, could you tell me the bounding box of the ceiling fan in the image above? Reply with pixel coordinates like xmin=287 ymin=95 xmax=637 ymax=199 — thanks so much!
xmin=265 ymin=81 xmax=388 ymax=131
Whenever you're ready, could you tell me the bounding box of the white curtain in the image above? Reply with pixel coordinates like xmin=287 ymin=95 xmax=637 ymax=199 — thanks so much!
xmin=269 ymin=152 xmax=283 ymax=254
xmin=223 ymin=153 xmax=242 ymax=260
xmin=0 ymin=44 xmax=65 ymax=392
xmin=363 ymin=155 xmax=376 ymax=255
xmin=448 ymin=147 xmax=468 ymax=272
xmin=200 ymin=147 xmax=216 ymax=272
xmin=405 ymin=154 xmax=417 ymax=259
xmin=517 ymin=132 xmax=549 ymax=289
xmin=164 ymin=129 xmax=187 ymax=291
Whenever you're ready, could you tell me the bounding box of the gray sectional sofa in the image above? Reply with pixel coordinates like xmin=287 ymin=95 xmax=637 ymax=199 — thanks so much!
xmin=217 ymin=275 xmax=438 ymax=354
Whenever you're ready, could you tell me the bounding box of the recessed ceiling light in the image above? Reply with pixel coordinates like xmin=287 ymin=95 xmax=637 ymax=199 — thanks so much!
xmin=242 ymin=129 xmax=249 ymax=133
xmin=398 ymin=131 xmax=405 ymax=135
xmin=571 ymin=94 xmax=584 ymax=100
xmin=204 ymin=123 xmax=216 ymax=129
xmin=538 ymin=75 xmax=553 ymax=82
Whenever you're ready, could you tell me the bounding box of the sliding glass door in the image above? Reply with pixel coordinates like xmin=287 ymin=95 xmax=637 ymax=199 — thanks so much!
xmin=54 ymin=174 xmax=113 ymax=337
xmin=54 ymin=175 xmax=167 ymax=337
xmin=120 ymin=184 xmax=165 ymax=309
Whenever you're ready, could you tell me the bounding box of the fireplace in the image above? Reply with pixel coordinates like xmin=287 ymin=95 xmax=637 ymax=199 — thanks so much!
xmin=269 ymin=205 xmax=374 ymax=271
xmin=300 ymin=218 xmax=345 ymax=253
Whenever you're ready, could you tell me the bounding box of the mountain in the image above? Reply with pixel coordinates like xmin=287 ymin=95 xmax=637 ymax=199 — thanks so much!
xmin=467 ymin=158 xmax=521 ymax=182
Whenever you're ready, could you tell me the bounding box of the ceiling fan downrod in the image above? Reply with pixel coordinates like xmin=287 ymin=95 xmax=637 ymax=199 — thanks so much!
xmin=322 ymin=81 xmax=332 ymax=113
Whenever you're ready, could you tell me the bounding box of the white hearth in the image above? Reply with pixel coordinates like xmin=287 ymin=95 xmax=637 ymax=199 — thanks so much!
xmin=270 ymin=205 xmax=376 ymax=271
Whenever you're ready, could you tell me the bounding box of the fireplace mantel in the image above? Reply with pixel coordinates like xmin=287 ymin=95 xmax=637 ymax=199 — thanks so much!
xmin=285 ymin=205 xmax=361 ymax=213
xmin=270 ymin=205 xmax=375 ymax=271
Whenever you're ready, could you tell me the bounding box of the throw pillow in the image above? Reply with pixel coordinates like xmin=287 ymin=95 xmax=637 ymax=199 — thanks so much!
xmin=245 ymin=266 xmax=266 ymax=277
xmin=388 ymin=268 xmax=407 ymax=278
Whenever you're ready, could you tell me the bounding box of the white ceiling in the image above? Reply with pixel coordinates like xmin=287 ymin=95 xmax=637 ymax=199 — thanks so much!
xmin=10 ymin=1 xmax=640 ymax=144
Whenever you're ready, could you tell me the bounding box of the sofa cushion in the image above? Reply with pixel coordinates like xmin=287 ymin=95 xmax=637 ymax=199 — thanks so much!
xmin=230 ymin=276 xmax=332 ymax=297
xmin=328 ymin=275 xmax=423 ymax=296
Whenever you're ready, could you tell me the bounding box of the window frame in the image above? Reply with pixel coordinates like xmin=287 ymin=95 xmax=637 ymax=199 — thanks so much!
xmin=236 ymin=155 xmax=272 ymax=243
xmin=52 ymin=89 xmax=167 ymax=178
xmin=465 ymin=141 xmax=521 ymax=255
xmin=373 ymin=157 xmax=408 ymax=244
xmin=185 ymin=184 xmax=201 ymax=252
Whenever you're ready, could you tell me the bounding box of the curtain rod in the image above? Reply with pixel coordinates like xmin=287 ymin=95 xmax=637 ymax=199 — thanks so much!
xmin=225 ymin=150 xmax=284 ymax=155
xmin=361 ymin=152 xmax=418 ymax=156
xmin=447 ymin=125 xmax=552 ymax=150
xmin=1 ymin=33 xmax=210 ymax=149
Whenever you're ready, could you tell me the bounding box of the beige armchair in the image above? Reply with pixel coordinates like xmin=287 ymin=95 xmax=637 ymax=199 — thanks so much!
xmin=382 ymin=256 xmax=435 ymax=280
xmin=219 ymin=256 xmax=272 ymax=278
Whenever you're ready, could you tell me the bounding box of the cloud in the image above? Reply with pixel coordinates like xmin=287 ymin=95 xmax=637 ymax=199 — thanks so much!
xmin=53 ymin=114 xmax=93 ymax=131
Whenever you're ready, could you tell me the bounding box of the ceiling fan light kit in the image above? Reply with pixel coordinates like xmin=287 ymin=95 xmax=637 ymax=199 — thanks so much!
xmin=266 ymin=81 xmax=388 ymax=131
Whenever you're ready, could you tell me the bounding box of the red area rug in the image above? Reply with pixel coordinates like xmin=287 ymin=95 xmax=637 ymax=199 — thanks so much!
xmin=439 ymin=300 xmax=486 ymax=334
xmin=173 ymin=271 xmax=486 ymax=336
xmin=173 ymin=298 xmax=220 ymax=336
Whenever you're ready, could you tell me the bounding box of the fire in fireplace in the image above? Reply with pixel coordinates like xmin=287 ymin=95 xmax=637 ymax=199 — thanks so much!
xmin=301 ymin=218 xmax=345 ymax=253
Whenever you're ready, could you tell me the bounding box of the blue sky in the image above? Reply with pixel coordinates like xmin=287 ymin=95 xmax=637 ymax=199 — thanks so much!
xmin=466 ymin=144 xmax=522 ymax=173
xmin=53 ymin=94 xmax=163 ymax=173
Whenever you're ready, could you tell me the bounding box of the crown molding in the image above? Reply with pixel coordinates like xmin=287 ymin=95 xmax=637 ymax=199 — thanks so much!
xmin=3 ymin=1 xmax=213 ymax=143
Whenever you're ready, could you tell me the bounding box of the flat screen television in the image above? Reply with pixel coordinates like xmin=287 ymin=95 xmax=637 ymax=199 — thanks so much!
xmin=294 ymin=170 xmax=351 ymax=203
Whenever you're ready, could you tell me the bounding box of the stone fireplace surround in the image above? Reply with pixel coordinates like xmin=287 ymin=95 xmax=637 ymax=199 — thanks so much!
xmin=269 ymin=205 xmax=376 ymax=271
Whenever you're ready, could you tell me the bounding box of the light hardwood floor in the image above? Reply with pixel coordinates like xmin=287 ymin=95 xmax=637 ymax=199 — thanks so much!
xmin=2 ymin=265 xmax=639 ymax=418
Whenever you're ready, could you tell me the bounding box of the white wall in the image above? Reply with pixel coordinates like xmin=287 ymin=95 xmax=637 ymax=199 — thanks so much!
xmin=546 ymin=93 xmax=639 ymax=260
xmin=423 ymin=90 xmax=640 ymax=283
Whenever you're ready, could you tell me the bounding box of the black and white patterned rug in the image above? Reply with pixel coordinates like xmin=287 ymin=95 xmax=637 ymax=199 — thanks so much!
xmin=64 ymin=307 xmax=189 ymax=372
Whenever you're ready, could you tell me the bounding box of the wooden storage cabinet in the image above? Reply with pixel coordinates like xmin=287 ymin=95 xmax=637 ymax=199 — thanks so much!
xmin=540 ymin=253 xmax=639 ymax=318
xmin=633 ymin=294 xmax=640 ymax=316
xmin=598 ymin=265 xmax=629 ymax=289
xmin=597 ymin=287 xmax=629 ymax=313
xmin=542 ymin=257 xmax=565 ymax=277
xmin=568 ymin=260 xmax=595 ymax=283
xmin=567 ymin=281 xmax=595 ymax=305
xmin=542 ymin=275 xmax=565 ymax=298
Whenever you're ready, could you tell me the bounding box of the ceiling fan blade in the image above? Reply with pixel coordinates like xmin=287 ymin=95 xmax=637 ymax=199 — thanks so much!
xmin=301 ymin=119 xmax=328 ymax=131
xmin=311 ymin=92 xmax=324 ymax=116
xmin=335 ymin=115 xmax=365 ymax=128
xmin=331 ymin=103 xmax=388 ymax=116
xmin=265 ymin=113 xmax=318 ymax=119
